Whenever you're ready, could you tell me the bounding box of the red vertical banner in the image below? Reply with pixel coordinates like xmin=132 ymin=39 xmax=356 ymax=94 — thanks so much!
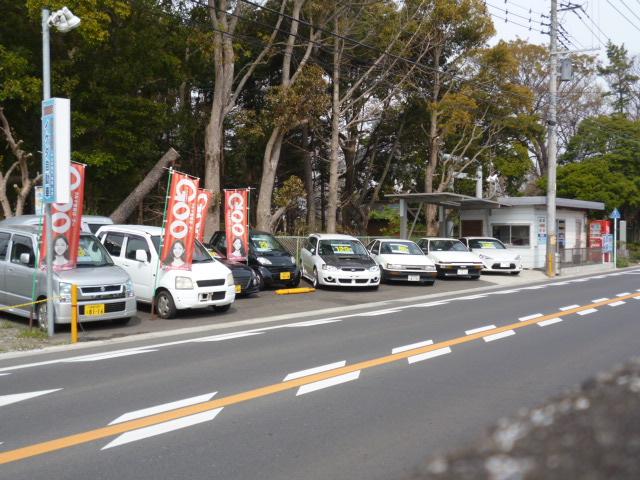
xmin=224 ymin=189 xmax=249 ymax=262
xmin=194 ymin=188 xmax=213 ymax=243
xmin=40 ymin=162 xmax=85 ymax=271
xmin=160 ymin=172 xmax=199 ymax=270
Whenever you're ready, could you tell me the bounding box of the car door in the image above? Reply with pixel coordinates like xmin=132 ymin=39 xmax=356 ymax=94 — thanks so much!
xmin=300 ymin=236 xmax=316 ymax=275
xmin=0 ymin=231 xmax=11 ymax=306
xmin=368 ymin=241 xmax=381 ymax=266
xmin=5 ymin=234 xmax=37 ymax=314
xmin=122 ymin=234 xmax=154 ymax=302
xmin=102 ymin=232 xmax=126 ymax=267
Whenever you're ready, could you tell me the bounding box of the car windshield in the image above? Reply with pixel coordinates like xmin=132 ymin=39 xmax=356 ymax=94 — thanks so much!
xmin=318 ymin=239 xmax=368 ymax=256
xmin=151 ymin=236 xmax=213 ymax=263
xmin=380 ymin=241 xmax=423 ymax=255
xmin=430 ymin=240 xmax=467 ymax=252
xmin=77 ymin=235 xmax=115 ymax=267
xmin=468 ymin=238 xmax=506 ymax=250
xmin=250 ymin=233 xmax=288 ymax=255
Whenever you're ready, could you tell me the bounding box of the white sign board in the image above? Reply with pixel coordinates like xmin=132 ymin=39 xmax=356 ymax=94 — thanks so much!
xmin=41 ymin=98 xmax=70 ymax=204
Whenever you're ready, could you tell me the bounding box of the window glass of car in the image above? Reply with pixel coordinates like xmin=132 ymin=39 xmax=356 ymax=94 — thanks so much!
xmin=150 ymin=236 xmax=213 ymax=263
xmin=250 ymin=233 xmax=288 ymax=255
xmin=369 ymin=241 xmax=380 ymax=255
xmin=104 ymin=233 xmax=125 ymax=257
xmin=125 ymin=235 xmax=150 ymax=262
xmin=381 ymin=241 xmax=423 ymax=255
xmin=211 ymin=233 xmax=227 ymax=254
xmin=318 ymin=239 xmax=368 ymax=256
xmin=304 ymin=236 xmax=317 ymax=253
xmin=429 ymin=239 xmax=467 ymax=252
xmin=10 ymin=235 xmax=35 ymax=267
xmin=77 ymin=236 xmax=114 ymax=267
xmin=0 ymin=232 xmax=10 ymax=260
xmin=468 ymin=238 xmax=506 ymax=250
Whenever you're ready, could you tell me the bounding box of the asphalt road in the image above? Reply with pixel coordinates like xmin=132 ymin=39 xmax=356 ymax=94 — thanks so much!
xmin=1 ymin=268 xmax=639 ymax=479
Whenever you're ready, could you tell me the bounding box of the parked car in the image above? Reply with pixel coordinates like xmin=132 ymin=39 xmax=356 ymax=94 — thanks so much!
xmin=367 ymin=238 xmax=437 ymax=285
xmin=0 ymin=214 xmax=114 ymax=234
xmin=97 ymin=225 xmax=235 ymax=319
xmin=416 ymin=237 xmax=483 ymax=279
xmin=208 ymin=230 xmax=300 ymax=289
xmin=458 ymin=236 xmax=522 ymax=275
xmin=0 ymin=225 xmax=136 ymax=331
xmin=208 ymin=248 xmax=260 ymax=296
xmin=300 ymin=234 xmax=380 ymax=288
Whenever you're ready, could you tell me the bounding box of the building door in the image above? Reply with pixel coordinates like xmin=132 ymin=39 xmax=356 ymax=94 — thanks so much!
xmin=461 ymin=220 xmax=483 ymax=237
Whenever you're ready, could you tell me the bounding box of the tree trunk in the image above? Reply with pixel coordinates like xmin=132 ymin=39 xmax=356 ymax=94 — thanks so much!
xmin=302 ymin=125 xmax=316 ymax=231
xmin=256 ymin=128 xmax=282 ymax=231
xmin=424 ymin=46 xmax=442 ymax=236
xmin=204 ymin=108 xmax=223 ymax=236
xmin=326 ymin=19 xmax=342 ymax=233
xmin=110 ymin=148 xmax=179 ymax=223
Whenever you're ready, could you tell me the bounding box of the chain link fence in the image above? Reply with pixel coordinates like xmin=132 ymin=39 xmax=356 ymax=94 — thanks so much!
xmin=558 ymin=247 xmax=605 ymax=267
xmin=276 ymin=236 xmax=402 ymax=263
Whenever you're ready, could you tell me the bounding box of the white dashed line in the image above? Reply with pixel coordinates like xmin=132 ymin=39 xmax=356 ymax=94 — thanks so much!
xmin=551 ymin=282 xmax=568 ymax=286
xmin=538 ymin=318 xmax=563 ymax=327
xmin=524 ymin=285 xmax=546 ymax=290
xmin=616 ymin=292 xmax=630 ymax=297
xmin=296 ymin=371 xmax=360 ymax=396
xmin=492 ymin=290 xmax=519 ymax=295
xmin=194 ymin=332 xmax=264 ymax=342
xmin=465 ymin=325 xmax=496 ymax=335
xmin=577 ymin=308 xmax=598 ymax=316
xmin=62 ymin=350 xmax=158 ymax=362
xmin=608 ymin=301 xmax=626 ymax=307
xmin=408 ymin=347 xmax=452 ymax=364
xmin=592 ymin=298 xmax=609 ymax=303
xmin=358 ymin=309 xmax=402 ymax=316
xmin=285 ymin=319 xmax=342 ymax=327
xmin=102 ymin=408 xmax=223 ymax=450
xmin=519 ymin=313 xmax=544 ymax=322
xmin=0 ymin=389 xmax=62 ymax=408
xmin=108 ymin=393 xmax=217 ymax=425
xmin=410 ymin=301 xmax=450 ymax=308
xmin=573 ymin=278 xmax=589 ymax=282
xmin=483 ymin=330 xmax=515 ymax=342
xmin=457 ymin=294 xmax=487 ymax=300
xmin=392 ymin=340 xmax=434 ymax=354
xmin=0 ymin=373 xmax=11 ymax=377
xmin=283 ymin=361 xmax=347 ymax=381
xmin=559 ymin=305 xmax=580 ymax=311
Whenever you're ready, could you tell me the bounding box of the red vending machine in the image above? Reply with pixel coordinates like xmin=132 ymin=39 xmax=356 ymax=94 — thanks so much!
xmin=589 ymin=220 xmax=612 ymax=262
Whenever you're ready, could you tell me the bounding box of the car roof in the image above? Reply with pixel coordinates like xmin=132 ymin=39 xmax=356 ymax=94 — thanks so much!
xmin=419 ymin=237 xmax=462 ymax=241
xmin=0 ymin=224 xmax=93 ymax=237
xmin=461 ymin=236 xmax=500 ymax=240
xmin=311 ymin=233 xmax=358 ymax=240
xmin=97 ymin=224 xmax=162 ymax=236
xmin=374 ymin=238 xmax=417 ymax=243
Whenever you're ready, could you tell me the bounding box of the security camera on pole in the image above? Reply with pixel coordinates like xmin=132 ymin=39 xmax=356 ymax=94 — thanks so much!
xmin=41 ymin=6 xmax=80 ymax=336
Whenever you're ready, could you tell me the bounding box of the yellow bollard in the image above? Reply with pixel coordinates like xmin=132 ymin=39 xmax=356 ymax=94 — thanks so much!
xmin=71 ymin=284 xmax=78 ymax=343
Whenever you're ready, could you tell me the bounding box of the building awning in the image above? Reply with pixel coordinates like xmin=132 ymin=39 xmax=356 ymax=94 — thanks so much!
xmin=385 ymin=192 xmax=507 ymax=210
xmin=496 ymin=196 xmax=605 ymax=211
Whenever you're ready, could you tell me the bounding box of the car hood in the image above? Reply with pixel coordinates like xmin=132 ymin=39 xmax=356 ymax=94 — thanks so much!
xmin=159 ymin=261 xmax=231 ymax=280
xmin=428 ymin=251 xmax=481 ymax=263
xmin=471 ymin=249 xmax=519 ymax=261
xmin=378 ymin=254 xmax=435 ymax=266
xmin=55 ymin=266 xmax=130 ymax=285
xmin=253 ymin=253 xmax=294 ymax=267
xmin=320 ymin=255 xmax=375 ymax=268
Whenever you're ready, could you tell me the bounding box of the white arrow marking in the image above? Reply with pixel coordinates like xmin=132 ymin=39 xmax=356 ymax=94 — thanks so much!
xmin=63 ymin=350 xmax=158 ymax=362
xmin=392 ymin=340 xmax=434 ymax=354
xmin=408 ymin=347 xmax=451 ymax=364
xmin=483 ymin=330 xmax=515 ymax=342
xmin=0 ymin=389 xmax=62 ymax=407
xmin=296 ymin=371 xmax=360 ymax=396
xmin=519 ymin=313 xmax=543 ymax=321
xmin=102 ymin=408 xmax=223 ymax=450
xmin=465 ymin=325 xmax=496 ymax=335
xmin=538 ymin=318 xmax=563 ymax=327
xmin=283 ymin=362 xmax=346 ymax=382
xmin=109 ymin=392 xmax=217 ymax=425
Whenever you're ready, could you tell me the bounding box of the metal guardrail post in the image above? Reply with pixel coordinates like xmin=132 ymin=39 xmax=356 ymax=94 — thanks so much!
xmin=71 ymin=284 xmax=78 ymax=343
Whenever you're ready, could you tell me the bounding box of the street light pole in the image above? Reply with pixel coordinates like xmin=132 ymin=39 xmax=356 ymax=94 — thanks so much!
xmin=546 ymin=0 xmax=558 ymax=277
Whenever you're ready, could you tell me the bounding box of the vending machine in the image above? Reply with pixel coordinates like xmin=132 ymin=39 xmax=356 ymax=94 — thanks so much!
xmin=589 ymin=220 xmax=612 ymax=262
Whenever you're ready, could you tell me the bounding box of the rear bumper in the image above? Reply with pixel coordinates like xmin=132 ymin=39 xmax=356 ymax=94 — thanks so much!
xmin=54 ymin=297 xmax=137 ymax=324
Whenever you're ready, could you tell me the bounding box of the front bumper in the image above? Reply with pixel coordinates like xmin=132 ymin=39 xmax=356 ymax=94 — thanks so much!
xmin=382 ymin=269 xmax=437 ymax=282
xmin=172 ymin=285 xmax=236 ymax=310
xmin=258 ymin=266 xmax=301 ymax=286
xmin=435 ymin=264 xmax=483 ymax=277
xmin=54 ymin=297 xmax=137 ymax=324
xmin=318 ymin=269 xmax=380 ymax=287
xmin=480 ymin=260 xmax=523 ymax=273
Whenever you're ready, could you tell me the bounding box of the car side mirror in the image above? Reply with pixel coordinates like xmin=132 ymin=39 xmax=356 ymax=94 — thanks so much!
xmin=309 ymin=247 xmax=315 ymax=255
xmin=20 ymin=252 xmax=31 ymax=265
xmin=135 ymin=249 xmax=148 ymax=263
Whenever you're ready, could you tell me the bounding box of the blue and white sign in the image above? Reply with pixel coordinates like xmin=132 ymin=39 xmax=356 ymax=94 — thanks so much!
xmin=609 ymin=208 xmax=621 ymax=220
xmin=41 ymin=98 xmax=70 ymax=204
xmin=603 ymin=234 xmax=614 ymax=253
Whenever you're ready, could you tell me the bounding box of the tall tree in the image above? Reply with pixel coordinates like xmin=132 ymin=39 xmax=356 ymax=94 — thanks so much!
xmin=598 ymin=42 xmax=639 ymax=116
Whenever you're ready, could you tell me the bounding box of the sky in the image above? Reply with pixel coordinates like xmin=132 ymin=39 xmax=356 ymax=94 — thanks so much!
xmin=488 ymin=0 xmax=640 ymax=60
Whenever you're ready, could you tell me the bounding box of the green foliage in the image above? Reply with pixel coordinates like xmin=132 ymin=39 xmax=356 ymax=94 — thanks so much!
xmin=273 ymin=175 xmax=305 ymax=209
xmin=598 ymin=42 xmax=639 ymax=115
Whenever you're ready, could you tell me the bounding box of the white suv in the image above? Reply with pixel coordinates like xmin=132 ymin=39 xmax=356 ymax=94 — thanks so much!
xmin=97 ymin=225 xmax=235 ymax=319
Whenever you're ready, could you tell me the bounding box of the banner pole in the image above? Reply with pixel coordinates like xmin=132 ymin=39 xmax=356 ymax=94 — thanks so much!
xmin=247 ymin=187 xmax=251 ymax=266
xmin=152 ymin=167 xmax=173 ymax=318
xmin=29 ymin=215 xmax=45 ymax=329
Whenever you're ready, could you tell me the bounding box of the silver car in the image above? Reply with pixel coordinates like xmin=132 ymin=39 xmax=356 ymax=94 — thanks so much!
xmin=0 ymin=225 xmax=136 ymax=332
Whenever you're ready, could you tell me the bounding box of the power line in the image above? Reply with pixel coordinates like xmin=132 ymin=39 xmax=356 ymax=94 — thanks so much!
xmin=606 ymin=0 xmax=640 ymax=33
xmin=618 ymin=0 xmax=640 ymax=26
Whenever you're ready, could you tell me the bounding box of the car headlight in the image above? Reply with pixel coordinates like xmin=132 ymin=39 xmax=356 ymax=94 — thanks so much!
xmin=58 ymin=282 xmax=72 ymax=303
xmin=322 ymin=264 xmax=338 ymax=271
xmin=369 ymin=265 xmax=380 ymax=272
xmin=385 ymin=263 xmax=402 ymax=270
xmin=257 ymin=256 xmax=272 ymax=265
xmin=125 ymin=279 xmax=135 ymax=297
xmin=515 ymin=255 xmax=521 ymax=261
xmin=425 ymin=265 xmax=436 ymax=272
xmin=290 ymin=256 xmax=296 ymax=264
xmin=227 ymin=273 xmax=234 ymax=285
xmin=175 ymin=276 xmax=194 ymax=290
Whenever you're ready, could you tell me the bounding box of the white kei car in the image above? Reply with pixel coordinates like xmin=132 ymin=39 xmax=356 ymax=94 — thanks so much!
xmin=300 ymin=234 xmax=380 ymax=288
xmin=458 ymin=237 xmax=523 ymax=274
xmin=367 ymin=238 xmax=437 ymax=285
xmin=416 ymin=237 xmax=483 ymax=279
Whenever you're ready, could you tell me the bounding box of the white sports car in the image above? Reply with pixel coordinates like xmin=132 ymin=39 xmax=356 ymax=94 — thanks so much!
xmin=459 ymin=237 xmax=522 ymax=274
xmin=367 ymin=239 xmax=437 ymax=285
xmin=416 ymin=237 xmax=483 ymax=279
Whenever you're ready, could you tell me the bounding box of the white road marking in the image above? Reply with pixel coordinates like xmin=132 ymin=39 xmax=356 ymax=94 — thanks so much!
xmin=538 ymin=318 xmax=563 ymax=327
xmin=608 ymin=301 xmax=626 ymax=307
xmin=0 ymin=373 xmax=10 ymax=376
xmin=519 ymin=313 xmax=543 ymax=322
xmin=616 ymin=292 xmax=630 ymax=297
xmin=524 ymin=285 xmax=546 ymax=290
xmin=283 ymin=361 xmax=346 ymax=381
xmin=194 ymin=332 xmax=264 ymax=342
xmin=573 ymin=278 xmax=589 ymax=282
xmin=637 ymin=289 xmax=640 ymax=292
xmin=358 ymin=309 xmax=402 ymax=316
xmin=483 ymin=330 xmax=515 ymax=342
xmin=109 ymin=393 xmax=217 ymax=425
xmin=0 ymin=389 xmax=62 ymax=408
xmin=101 ymin=408 xmax=223 ymax=450
xmin=457 ymin=294 xmax=487 ymax=300
xmin=491 ymin=289 xmax=519 ymax=295
xmin=552 ymin=282 xmax=568 ymax=285
xmin=592 ymin=297 xmax=609 ymax=303
xmin=577 ymin=308 xmax=598 ymax=316
xmin=285 ymin=319 xmax=341 ymax=327
xmin=408 ymin=347 xmax=452 ymax=364
xmin=409 ymin=301 xmax=450 ymax=308
xmin=296 ymin=371 xmax=360 ymax=396
xmin=559 ymin=305 xmax=580 ymax=311
xmin=465 ymin=325 xmax=496 ymax=335
xmin=63 ymin=350 xmax=158 ymax=362
xmin=392 ymin=340 xmax=434 ymax=354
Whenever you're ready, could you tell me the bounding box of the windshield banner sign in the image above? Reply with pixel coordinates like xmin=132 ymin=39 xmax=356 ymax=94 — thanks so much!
xmin=194 ymin=188 xmax=213 ymax=243
xmin=40 ymin=162 xmax=85 ymax=271
xmin=161 ymin=172 xmax=199 ymax=270
xmin=224 ymin=189 xmax=249 ymax=262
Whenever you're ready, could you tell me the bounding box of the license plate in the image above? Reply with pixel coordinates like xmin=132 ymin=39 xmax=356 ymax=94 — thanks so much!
xmin=408 ymin=275 xmax=420 ymax=282
xmin=457 ymin=269 xmax=468 ymax=275
xmin=235 ymin=285 xmax=241 ymax=293
xmin=84 ymin=304 xmax=105 ymax=316
xmin=280 ymin=272 xmax=291 ymax=280
xmin=500 ymin=262 xmax=510 ymax=268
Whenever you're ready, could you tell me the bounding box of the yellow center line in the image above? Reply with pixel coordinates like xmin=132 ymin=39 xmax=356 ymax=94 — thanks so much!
xmin=1 ymin=292 xmax=638 ymax=465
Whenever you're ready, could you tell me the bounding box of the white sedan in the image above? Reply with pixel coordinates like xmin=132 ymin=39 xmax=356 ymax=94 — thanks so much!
xmin=459 ymin=237 xmax=523 ymax=274
xmin=367 ymin=239 xmax=437 ymax=285
xmin=416 ymin=237 xmax=483 ymax=279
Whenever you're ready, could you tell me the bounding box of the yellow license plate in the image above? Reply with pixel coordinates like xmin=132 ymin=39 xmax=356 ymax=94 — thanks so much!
xmin=280 ymin=272 xmax=291 ymax=280
xmin=84 ymin=304 xmax=105 ymax=316
xmin=235 ymin=285 xmax=241 ymax=293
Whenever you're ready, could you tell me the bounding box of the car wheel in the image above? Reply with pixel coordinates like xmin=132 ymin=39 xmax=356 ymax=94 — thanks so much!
xmin=312 ymin=268 xmax=320 ymax=289
xmin=256 ymin=272 xmax=265 ymax=290
xmin=287 ymin=277 xmax=301 ymax=288
xmin=422 ymin=281 xmax=435 ymax=286
xmin=36 ymin=300 xmax=54 ymax=333
xmin=111 ymin=317 xmax=131 ymax=326
xmin=214 ymin=304 xmax=231 ymax=313
xmin=154 ymin=290 xmax=177 ymax=319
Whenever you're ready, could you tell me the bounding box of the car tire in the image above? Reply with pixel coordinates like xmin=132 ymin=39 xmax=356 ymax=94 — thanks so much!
xmin=312 ymin=268 xmax=320 ymax=289
xmin=111 ymin=317 xmax=131 ymax=326
xmin=422 ymin=281 xmax=435 ymax=286
xmin=36 ymin=300 xmax=54 ymax=333
xmin=287 ymin=277 xmax=301 ymax=288
xmin=256 ymin=271 xmax=265 ymax=290
xmin=154 ymin=290 xmax=177 ymax=319
xmin=214 ymin=304 xmax=231 ymax=313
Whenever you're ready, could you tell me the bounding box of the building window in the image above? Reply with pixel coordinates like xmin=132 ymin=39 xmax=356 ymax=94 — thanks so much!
xmin=492 ymin=224 xmax=530 ymax=246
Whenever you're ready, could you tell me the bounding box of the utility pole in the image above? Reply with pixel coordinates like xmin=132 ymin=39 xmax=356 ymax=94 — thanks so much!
xmin=545 ymin=0 xmax=558 ymax=277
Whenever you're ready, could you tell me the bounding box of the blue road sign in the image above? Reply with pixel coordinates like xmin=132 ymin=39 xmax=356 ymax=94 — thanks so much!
xmin=609 ymin=208 xmax=621 ymax=220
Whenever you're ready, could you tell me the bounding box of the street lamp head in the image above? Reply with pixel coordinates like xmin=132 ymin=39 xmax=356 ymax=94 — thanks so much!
xmin=48 ymin=7 xmax=81 ymax=33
